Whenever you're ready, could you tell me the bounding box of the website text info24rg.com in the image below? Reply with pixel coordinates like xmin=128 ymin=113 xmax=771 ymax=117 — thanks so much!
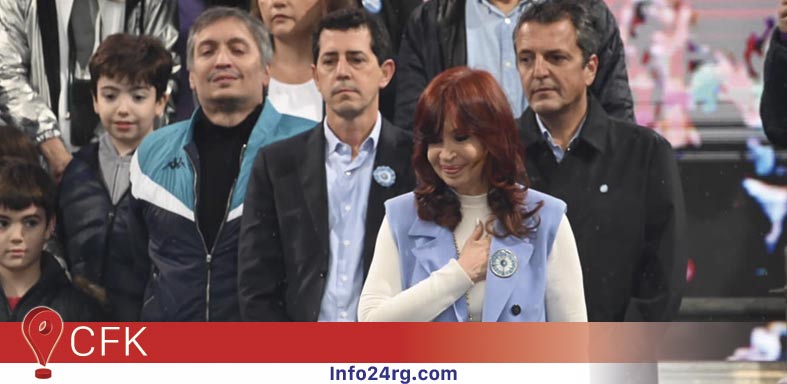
xmin=330 ymin=365 xmax=457 ymax=384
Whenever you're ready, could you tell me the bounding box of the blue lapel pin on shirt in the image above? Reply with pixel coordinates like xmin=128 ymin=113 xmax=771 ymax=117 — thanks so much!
xmin=362 ymin=0 xmax=382 ymax=13
xmin=373 ymin=165 xmax=396 ymax=188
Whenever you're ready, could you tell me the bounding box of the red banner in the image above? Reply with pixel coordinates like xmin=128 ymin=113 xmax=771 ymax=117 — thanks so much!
xmin=0 ymin=322 xmax=762 ymax=364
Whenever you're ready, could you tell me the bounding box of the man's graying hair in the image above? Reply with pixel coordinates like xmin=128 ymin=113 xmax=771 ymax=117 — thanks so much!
xmin=513 ymin=0 xmax=600 ymax=64
xmin=186 ymin=6 xmax=273 ymax=70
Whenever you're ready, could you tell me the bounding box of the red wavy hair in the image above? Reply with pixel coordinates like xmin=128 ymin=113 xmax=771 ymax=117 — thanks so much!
xmin=412 ymin=67 xmax=541 ymax=238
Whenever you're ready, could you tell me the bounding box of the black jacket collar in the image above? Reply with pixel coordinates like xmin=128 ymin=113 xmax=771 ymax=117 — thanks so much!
xmin=436 ymin=0 xmax=467 ymax=68
xmin=519 ymin=93 xmax=612 ymax=155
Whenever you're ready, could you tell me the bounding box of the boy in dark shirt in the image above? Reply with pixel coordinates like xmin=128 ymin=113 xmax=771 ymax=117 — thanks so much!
xmin=0 ymin=159 xmax=102 ymax=321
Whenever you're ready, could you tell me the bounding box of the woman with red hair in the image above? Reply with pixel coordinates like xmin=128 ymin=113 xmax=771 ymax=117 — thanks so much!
xmin=358 ymin=67 xmax=586 ymax=322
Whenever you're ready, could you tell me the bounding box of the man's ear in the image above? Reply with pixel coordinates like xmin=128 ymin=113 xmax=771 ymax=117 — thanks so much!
xmin=92 ymin=92 xmax=99 ymax=114
xmin=262 ymin=64 xmax=270 ymax=89
xmin=188 ymin=71 xmax=196 ymax=91
xmin=155 ymin=93 xmax=170 ymax=117
xmin=45 ymin=216 xmax=56 ymax=241
xmin=583 ymin=54 xmax=599 ymax=86
xmin=378 ymin=59 xmax=395 ymax=89
xmin=312 ymin=63 xmax=320 ymax=87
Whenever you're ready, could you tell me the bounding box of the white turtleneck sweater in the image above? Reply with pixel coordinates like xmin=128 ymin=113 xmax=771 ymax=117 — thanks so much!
xmin=358 ymin=193 xmax=587 ymax=322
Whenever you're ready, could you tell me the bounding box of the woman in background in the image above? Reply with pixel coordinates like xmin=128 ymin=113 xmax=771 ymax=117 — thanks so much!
xmin=251 ymin=0 xmax=356 ymax=122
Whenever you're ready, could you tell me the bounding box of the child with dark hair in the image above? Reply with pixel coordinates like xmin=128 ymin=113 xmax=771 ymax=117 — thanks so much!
xmin=0 ymin=124 xmax=40 ymax=164
xmin=57 ymin=33 xmax=173 ymax=321
xmin=0 ymin=159 xmax=102 ymax=321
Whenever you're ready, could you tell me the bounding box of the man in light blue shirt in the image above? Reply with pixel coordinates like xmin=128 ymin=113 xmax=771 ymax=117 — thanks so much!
xmin=238 ymin=9 xmax=415 ymax=322
xmin=466 ymin=0 xmax=530 ymax=117
xmin=320 ymin=114 xmax=381 ymax=320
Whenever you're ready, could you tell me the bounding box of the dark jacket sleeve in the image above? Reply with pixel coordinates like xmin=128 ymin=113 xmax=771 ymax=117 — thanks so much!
xmin=55 ymin=167 xmax=75 ymax=272
xmin=127 ymin=187 xmax=152 ymax=311
xmin=761 ymin=31 xmax=787 ymax=147
xmin=237 ymin=147 xmax=290 ymax=321
xmin=56 ymin=157 xmax=87 ymax=276
xmin=589 ymin=0 xmax=636 ymax=123
xmin=624 ymin=135 xmax=686 ymax=321
xmin=378 ymin=0 xmax=424 ymax=53
xmin=393 ymin=4 xmax=432 ymax=130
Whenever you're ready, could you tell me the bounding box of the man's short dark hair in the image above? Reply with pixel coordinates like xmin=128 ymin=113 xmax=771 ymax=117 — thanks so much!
xmin=513 ymin=0 xmax=600 ymax=63
xmin=312 ymin=8 xmax=393 ymax=66
xmin=89 ymin=33 xmax=174 ymax=100
xmin=0 ymin=158 xmax=55 ymax=223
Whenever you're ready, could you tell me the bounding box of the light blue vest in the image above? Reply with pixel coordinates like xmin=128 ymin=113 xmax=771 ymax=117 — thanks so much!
xmin=384 ymin=189 xmax=566 ymax=322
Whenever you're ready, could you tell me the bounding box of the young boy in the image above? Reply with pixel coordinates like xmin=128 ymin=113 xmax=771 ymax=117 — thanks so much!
xmin=57 ymin=34 xmax=173 ymax=321
xmin=0 ymin=159 xmax=102 ymax=321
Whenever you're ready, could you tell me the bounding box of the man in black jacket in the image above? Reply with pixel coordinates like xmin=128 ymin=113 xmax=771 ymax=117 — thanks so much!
xmin=238 ymin=9 xmax=415 ymax=321
xmin=395 ymin=0 xmax=634 ymax=130
xmin=367 ymin=0 xmax=423 ymax=53
xmin=761 ymin=0 xmax=787 ymax=147
xmin=515 ymin=0 xmax=686 ymax=322
xmin=0 ymin=159 xmax=103 ymax=322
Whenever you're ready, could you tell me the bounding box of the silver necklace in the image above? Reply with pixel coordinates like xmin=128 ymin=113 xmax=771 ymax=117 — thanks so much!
xmin=452 ymin=233 xmax=474 ymax=322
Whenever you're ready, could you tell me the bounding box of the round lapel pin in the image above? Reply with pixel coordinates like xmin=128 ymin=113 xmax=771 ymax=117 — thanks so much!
xmin=490 ymin=249 xmax=517 ymax=278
